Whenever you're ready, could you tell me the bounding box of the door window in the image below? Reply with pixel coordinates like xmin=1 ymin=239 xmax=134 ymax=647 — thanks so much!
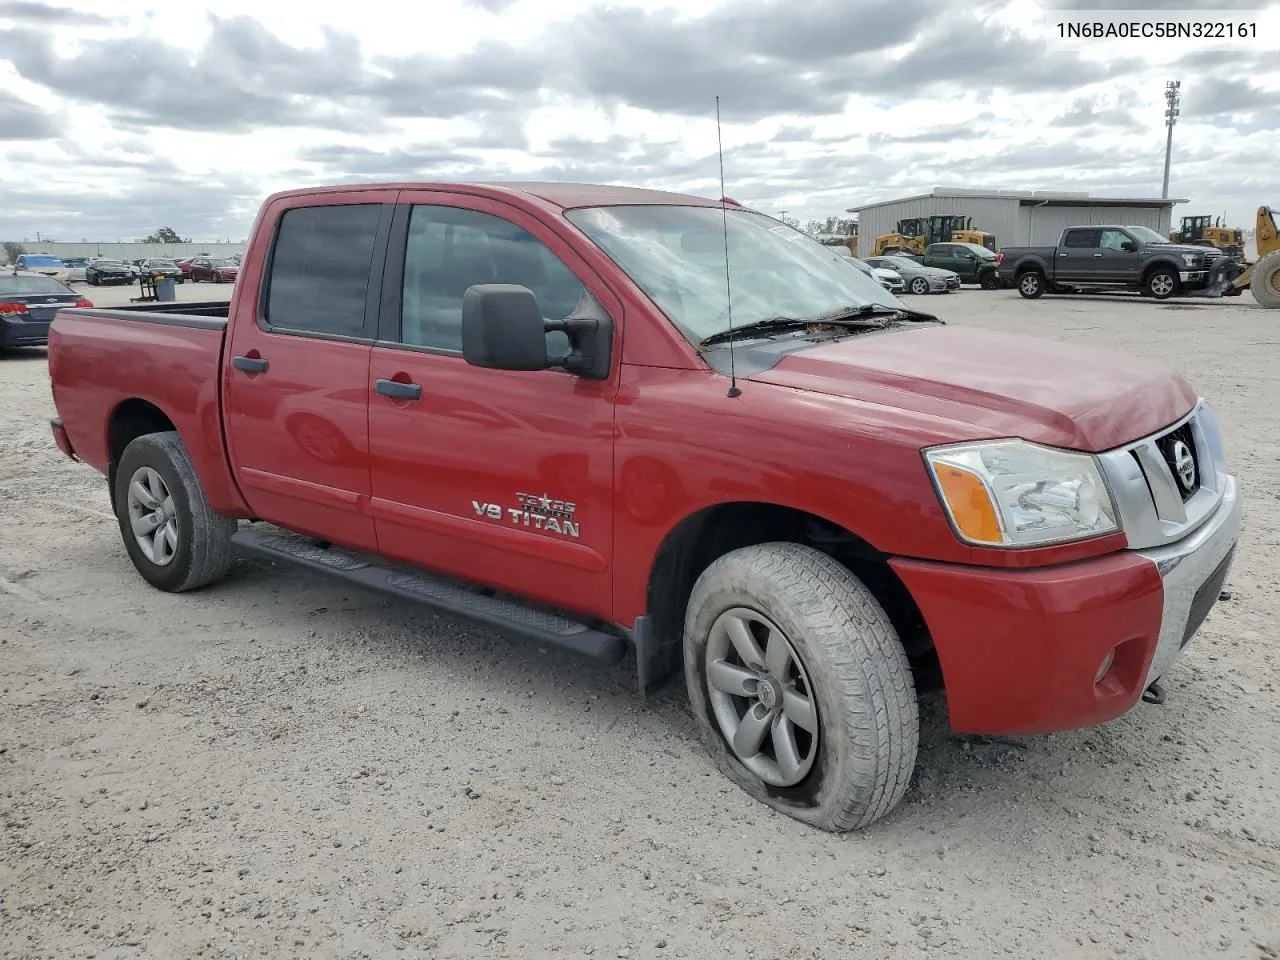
xmin=1099 ymin=229 xmax=1131 ymax=251
xmin=399 ymin=206 xmax=586 ymax=352
xmin=1062 ymin=229 xmax=1102 ymax=248
xmin=264 ymin=203 xmax=383 ymax=338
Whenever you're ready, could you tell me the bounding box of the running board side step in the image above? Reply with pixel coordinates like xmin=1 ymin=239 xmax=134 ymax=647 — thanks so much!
xmin=231 ymin=527 xmax=629 ymax=666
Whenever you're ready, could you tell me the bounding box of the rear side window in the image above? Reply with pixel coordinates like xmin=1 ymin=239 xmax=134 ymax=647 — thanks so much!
xmin=1062 ymin=229 xmax=1101 ymax=248
xmin=265 ymin=204 xmax=382 ymax=338
xmin=0 ymin=275 xmax=76 ymax=296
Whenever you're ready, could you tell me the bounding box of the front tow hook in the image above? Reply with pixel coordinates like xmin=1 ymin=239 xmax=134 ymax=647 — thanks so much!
xmin=1142 ymin=680 xmax=1166 ymax=705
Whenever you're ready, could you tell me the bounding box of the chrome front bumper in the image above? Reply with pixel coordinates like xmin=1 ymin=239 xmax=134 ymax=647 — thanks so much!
xmin=1136 ymin=473 xmax=1241 ymax=686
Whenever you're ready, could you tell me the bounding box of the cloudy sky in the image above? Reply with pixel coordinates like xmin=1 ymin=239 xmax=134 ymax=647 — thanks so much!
xmin=1 ymin=0 xmax=1277 ymax=242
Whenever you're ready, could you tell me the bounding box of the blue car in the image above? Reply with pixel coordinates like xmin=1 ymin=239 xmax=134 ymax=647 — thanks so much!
xmin=13 ymin=254 xmax=65 ymax=278
xmin=0 ymin=270 xmax=87 ymax=349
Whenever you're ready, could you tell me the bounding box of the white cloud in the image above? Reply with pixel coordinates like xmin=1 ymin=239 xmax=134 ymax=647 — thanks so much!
xmin=0 ymin=0 xmax=1277 ymax=241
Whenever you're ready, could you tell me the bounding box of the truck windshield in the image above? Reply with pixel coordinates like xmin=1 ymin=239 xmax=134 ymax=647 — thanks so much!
xmin=1128 ymin=226 xmax=1171 ymax=244
xmin=565 ymin=204 xmax=901 ymax=345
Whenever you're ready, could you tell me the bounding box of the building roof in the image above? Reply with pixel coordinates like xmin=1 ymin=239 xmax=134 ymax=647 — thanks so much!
xmin=849 ymin=187 xmax=1188 ymax=212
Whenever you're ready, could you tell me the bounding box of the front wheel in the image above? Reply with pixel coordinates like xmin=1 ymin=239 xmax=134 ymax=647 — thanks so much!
xmin=1017 ymin=270 xmax=1045 ymax=299
xmin=979 ymin=270 xmax=999 ymax=290
xmin=1250 ymin=251 xmax=1280 ymax=307
xmin=1146 ymin=267 xmax=1179 ymax=300
xmin=113 ymin=431 xmax=237 ymax=592
xmin=909 ymin=277 xmax=930 ymax=296
xmin=683 ymin=543 xmax=919 ymax=832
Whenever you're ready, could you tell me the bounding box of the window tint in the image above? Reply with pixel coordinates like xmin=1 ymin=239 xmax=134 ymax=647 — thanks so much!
xmin=400 ymin=206 xmax=586 ymax=351
xmin=930 ymin=246 xmax=953 ymax=259
xmin=266 ymin=203 xmax=382 ymax=338
xmin=1062 ymin=229 xmax=1101 ymax=248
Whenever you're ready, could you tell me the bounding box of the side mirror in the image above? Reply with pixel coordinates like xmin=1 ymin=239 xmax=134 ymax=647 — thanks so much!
xmin=460 ymin=283 xmax=614 ymax=380
xmin=1121 ymin=240 xmax=1138 ymax=252
xmin=461 ymin=284 xmax=549 ymax=372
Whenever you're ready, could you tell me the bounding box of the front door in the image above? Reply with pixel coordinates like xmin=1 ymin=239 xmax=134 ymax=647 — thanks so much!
xmin=222 ymin=194 xmax=397 ymax=551
xmin=366 ymin=194 xmax=621 ymax=620
xmin=1097 ymin=228 xmax=1141 ymax=284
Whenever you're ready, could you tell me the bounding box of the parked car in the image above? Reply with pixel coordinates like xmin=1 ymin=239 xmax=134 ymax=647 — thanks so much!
xmin=85 ymin=259 xmax=133 ymax=286
xmin=57 ymin=257 xmax=89 ymax=283
xmin=136 ymin=258 xmax=185 ymax=282
xmin=0 ymin=270 xmax=90 ymax=348
xmin=920 ymin=242 xmax=1000 ymax=289
xmin=843 ymin=254 xmax=906 ymax=293
xmin=13 ymin=254 xmax=65 ymax=278
xmin=996 ymin=225 xmax=1244 ymax=301
xmin=46 ymin=181 xmax=1240 ymax=832
xmin=188 ymin=257 xmax=239 ymax=283
xmin=866 ymin=255 xmax=961 ymax=294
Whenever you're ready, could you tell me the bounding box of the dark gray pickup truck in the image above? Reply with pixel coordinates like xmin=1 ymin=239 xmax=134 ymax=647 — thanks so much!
xmin=995 ymin=224 xmax=1244 ymax=301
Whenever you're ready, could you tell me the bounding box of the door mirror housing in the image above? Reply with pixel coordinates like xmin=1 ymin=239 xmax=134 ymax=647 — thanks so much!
xmin=1121 ymin=240 xmax=1138 ymax=252
xmin=461 ymin=283 xmax=614 ymax=380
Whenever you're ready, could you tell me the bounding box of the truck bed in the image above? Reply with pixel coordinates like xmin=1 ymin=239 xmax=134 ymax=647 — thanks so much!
xmin=47 ymin=302 xmax=247 ymax=516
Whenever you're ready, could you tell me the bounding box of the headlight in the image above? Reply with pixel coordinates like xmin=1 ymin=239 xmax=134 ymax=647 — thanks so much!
xmin=924 ymin=440 xmax=1119 ymax=547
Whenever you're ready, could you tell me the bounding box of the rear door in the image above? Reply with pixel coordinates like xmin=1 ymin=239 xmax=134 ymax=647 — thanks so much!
xmin=221 ymin=193 xmax=397 ymax=551
xmin=365 ymin=192 xmax=621 ymax=619
xmin=1056 ymin=228 xmax=1101 ymax=282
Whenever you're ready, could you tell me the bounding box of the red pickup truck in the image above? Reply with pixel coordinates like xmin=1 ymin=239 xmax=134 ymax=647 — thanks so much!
xmin=45 ymin=182 xmax=1242 ymax=831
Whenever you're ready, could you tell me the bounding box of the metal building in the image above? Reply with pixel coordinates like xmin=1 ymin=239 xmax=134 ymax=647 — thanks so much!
xmin=848 ymin=188 xmax=1186 ymax=257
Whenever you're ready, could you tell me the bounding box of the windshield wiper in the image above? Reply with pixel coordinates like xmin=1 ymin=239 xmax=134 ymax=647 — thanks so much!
xmin=699 ymin=316 xmax=813 ymax=347
xmin=699 ymin=305 xmax=941 ymax=347
xmin=815 ymin=303 xmax=940 ymax=324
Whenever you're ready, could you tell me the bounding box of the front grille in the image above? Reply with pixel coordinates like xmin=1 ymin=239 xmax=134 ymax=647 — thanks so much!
xmin=1181 ymin=545 xmax=1235 ymax=646
xmin=1154 ymin=422 xmax=1200 ymax=501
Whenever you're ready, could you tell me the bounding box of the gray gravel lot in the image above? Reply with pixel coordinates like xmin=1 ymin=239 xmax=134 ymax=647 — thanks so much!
xmin=2 ymin=283 xmax=1278 ymax=960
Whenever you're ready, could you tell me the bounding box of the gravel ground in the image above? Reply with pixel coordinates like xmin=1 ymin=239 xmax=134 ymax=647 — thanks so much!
xmin=2 ymin=285 xmax=1278 ymax=960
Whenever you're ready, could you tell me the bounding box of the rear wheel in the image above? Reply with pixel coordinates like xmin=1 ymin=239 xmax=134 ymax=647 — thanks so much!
xmin=1250 ymin=251 xmax=1280 ymax=307
xmin=1146 ymin=266 xmax=1179 ymax=300
xmin=683 ymin=543 xmax=919 ymax=831
xmin=1017 ymin=270 xmax=1045 ymax=299
xmin=113 ymin=431 xmax=237 ymax=593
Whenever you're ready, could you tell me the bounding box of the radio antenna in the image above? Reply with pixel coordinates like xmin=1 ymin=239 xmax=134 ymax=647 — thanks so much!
xmin=715 ymin=96 xmax=740 ymax=398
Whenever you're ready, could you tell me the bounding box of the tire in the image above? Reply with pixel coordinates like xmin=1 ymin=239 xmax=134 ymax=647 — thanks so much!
xmin=1250 ymin=251 xmax=1280 ymax=308
xmin=87 ymin=273 xmax=98 ymax=286
xmin=1017 ymin=270 xmax=1045 ymax=299
xmin=1145 ymin=266 xmax=1179 ymax=300
xmin=909 ymin=277 xmax=929 ymax=296
xmin=683 ymin=542 xmax=919 ymax=832
xmin=112 ymin=431 xmax=237 ymax=592
xmin=979 ymin=270 xmax=999 ymax=290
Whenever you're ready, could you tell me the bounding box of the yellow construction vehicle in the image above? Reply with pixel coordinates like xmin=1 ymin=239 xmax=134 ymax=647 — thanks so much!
xmin=871 ymin=214 xmax=996 ymax=256
xmin=1170 ymin=214 xmax=1245 ymax=261
xmin=1222 ymin=205 xmax=1280 ymax=306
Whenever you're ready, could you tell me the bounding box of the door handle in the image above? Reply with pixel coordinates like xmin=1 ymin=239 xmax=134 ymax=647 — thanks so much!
xmin=1094 ymin=253 xmax=1104 ymax=257
xmin=1059 ymin=253 xmax=1069 ymax=257
xmin=375 ymin=378 xmax=422 ymax=401
xmin=232 ymin=355 xmax=269 ymax=373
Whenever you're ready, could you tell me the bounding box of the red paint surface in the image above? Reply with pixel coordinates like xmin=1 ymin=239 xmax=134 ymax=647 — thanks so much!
xmin=47 ymin=181 xmax=1196 ymax=738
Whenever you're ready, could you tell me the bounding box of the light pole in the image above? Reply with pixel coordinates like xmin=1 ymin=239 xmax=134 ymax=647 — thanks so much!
xmin=1162 ymin=80 xmax=1181 ymax=200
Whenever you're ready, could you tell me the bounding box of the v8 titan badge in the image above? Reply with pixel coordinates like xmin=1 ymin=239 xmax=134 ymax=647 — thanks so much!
xmin=472 ymin=493 xmax=580 ymax=539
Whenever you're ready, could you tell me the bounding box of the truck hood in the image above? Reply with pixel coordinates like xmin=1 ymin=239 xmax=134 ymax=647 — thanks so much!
xmin=748 ymin=325 xmax=1197 ymax=451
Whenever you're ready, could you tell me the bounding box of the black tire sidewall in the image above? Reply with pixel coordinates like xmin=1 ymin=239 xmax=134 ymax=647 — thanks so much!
xmin=683 ymin=552 xmax=882 ymax=826
xmin=113 ymin=436 xmax=199 ymax=592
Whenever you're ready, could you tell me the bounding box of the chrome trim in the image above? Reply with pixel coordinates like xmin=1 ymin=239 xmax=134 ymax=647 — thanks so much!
xmin=1138 ymin=474 xmax=1241 ymax=687
xmin=1095 ymin=398 xmax=1227 ymax=550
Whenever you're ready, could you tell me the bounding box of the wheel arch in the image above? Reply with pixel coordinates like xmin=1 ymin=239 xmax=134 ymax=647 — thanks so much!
xmin=1141 ymin=258 xmax=1180 ymax=283
xmin=105 ymin=398 xmax=178 ymax=511
xmin=640 ymin=500 xmax=934 ymax=692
